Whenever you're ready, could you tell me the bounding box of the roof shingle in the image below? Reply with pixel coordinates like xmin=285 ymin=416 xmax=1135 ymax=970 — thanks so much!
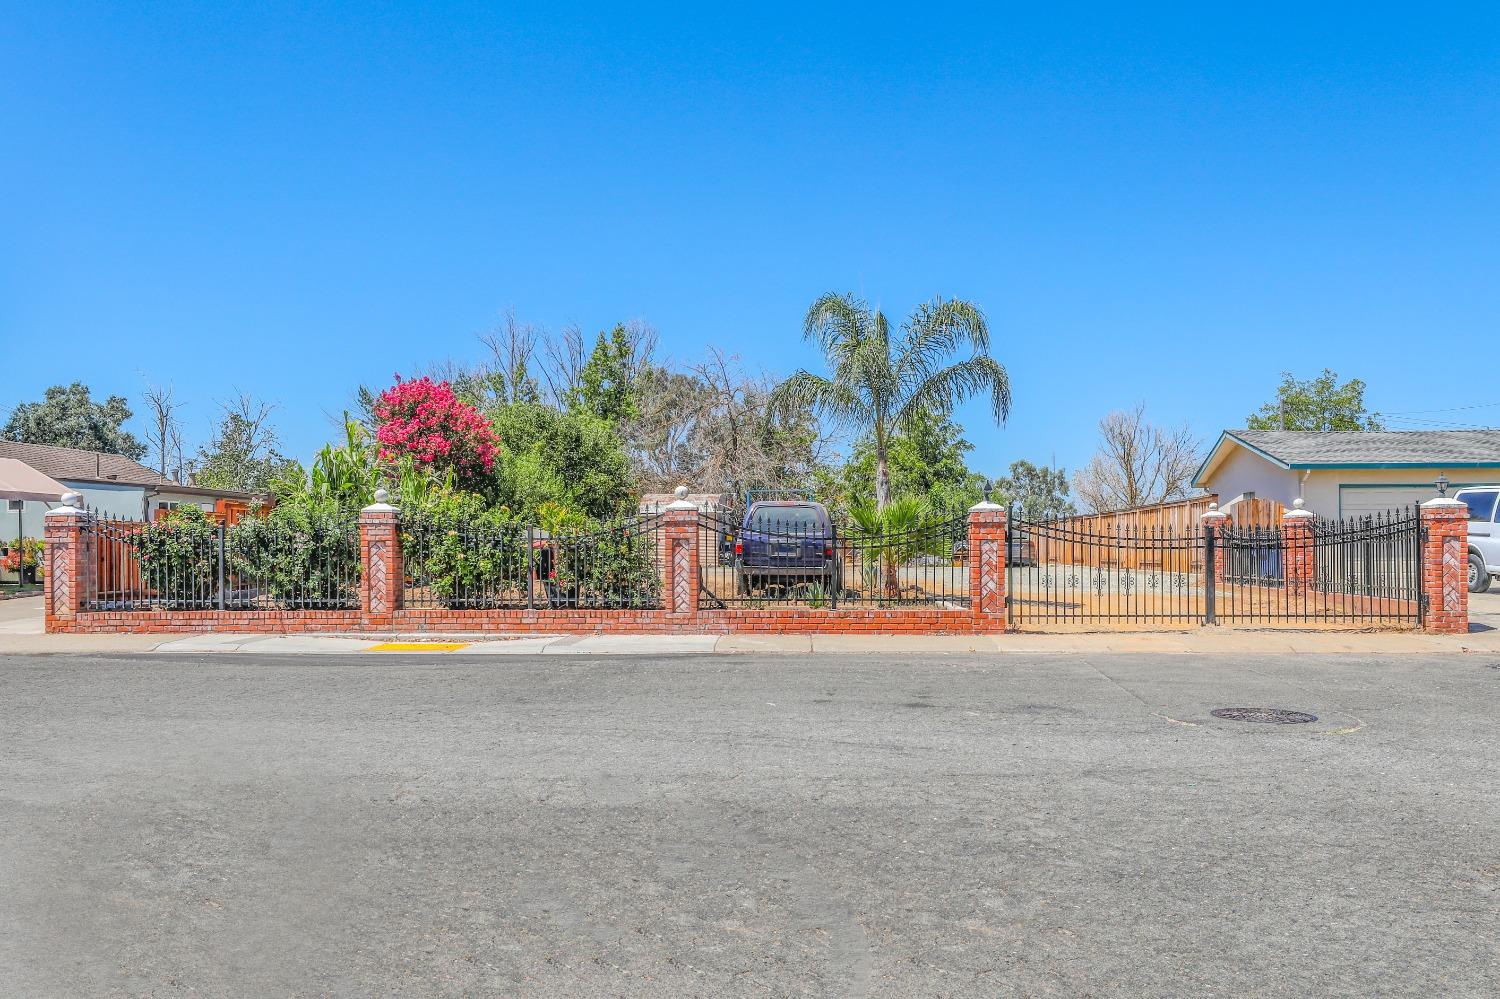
xmin=1229 ymin=429 xmax=1500 ymax=466
xmin=0 ymin=440 xmax=175 ymax=487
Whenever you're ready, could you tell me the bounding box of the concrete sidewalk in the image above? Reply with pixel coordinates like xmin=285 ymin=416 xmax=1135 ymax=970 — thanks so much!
xmin=7 ymin=591 xmax=1500 ymax=655
xmin=5 ymin=628 xmax=1500 ymax=656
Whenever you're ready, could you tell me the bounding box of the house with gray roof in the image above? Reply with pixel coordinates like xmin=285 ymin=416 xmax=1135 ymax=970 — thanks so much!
xmin=1193 ymin=429 xmax=1500 ymax=518
xmin=0 ymin=440 xmax=255 ymax=549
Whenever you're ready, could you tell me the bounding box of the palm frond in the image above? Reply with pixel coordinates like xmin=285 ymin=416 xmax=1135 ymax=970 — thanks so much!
xmin=895 ymin=298 xmax=991 ymax=395
xmin=768 ymin=370 xmax=871 ymax=428
xmin=895 ymin=355 xmax=1012 ymax=429
xmin=803 ymin=293 xmax=870 ymax=369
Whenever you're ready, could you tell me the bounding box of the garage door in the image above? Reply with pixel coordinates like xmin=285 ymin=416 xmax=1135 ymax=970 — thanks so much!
xmin=1338 ymin=486 xmax=1433 ymax=519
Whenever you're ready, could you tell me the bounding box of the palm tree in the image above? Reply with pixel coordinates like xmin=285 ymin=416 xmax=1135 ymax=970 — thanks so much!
xmin=772 ymin=293 xmax=1011 ymax=508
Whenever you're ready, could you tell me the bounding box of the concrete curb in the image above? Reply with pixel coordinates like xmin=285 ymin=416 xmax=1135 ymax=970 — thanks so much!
xmin=2 ymin=628 xmax=1498 ymax=656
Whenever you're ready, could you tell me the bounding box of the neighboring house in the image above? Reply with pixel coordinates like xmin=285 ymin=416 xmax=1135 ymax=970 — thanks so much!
xmin=0 ymin=440 xmax=257 ymax=544
xmin=1194 ymin=429 xmax=1500 ymax=519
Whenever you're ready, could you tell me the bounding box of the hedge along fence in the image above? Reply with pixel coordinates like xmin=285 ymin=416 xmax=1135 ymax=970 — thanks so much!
xmin=401 ymin=512 xmax=665 ymax=610
xmin=47 ymin=492 xmax=1014 ymax=634
xmin=87 ymin=506 xmax=361 ymax=611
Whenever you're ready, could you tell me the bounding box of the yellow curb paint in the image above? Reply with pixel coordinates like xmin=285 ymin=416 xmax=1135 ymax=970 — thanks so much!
xmin=368 ymin=642 xmax=470 ymax=653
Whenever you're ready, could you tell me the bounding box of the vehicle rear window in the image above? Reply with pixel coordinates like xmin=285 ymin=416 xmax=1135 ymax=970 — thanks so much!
xmin=748 ymin=506 xmax=824 ymax=531
xmin=1460 ymin=491 xmax=1498 ymax=522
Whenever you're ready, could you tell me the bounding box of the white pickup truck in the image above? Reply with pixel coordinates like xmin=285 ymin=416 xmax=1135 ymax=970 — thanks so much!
xmin=1453 ymin=487 xmax=1500 ymax=592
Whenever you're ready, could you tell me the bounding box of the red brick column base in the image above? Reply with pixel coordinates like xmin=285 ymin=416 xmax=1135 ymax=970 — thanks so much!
xmin=967 ymin=503 xmax=1006 ymax=630
xmin=1201 ymin=505 xmax=1229 ymax=585
xmin=360 ymin=495 xmax=403 ymax=627
xmin=661 ymin=501 xmax=699 ymax=620
xmin=1421 ymin=499 xmax=1468 ymax=634
xmin=1282 ymin=502 xmax=1316 ymax=594
xmin=43 ymin=498 xmax=93 ymax=630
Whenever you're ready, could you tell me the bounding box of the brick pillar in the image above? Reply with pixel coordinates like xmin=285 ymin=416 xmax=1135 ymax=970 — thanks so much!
xmin=661 ymin=487 xmax=699 ymax=619
xmin=360 ymin=490 xmax=403 ymax=626
xmin=1281 ymin=499 xmax=1316 ymax=594
xmin=1420 ymin=498 xmax=1468 ymax=634
xmin=43 ymin=492 xmax=93 ymax=631
xmin=967 ymin=501 xmax=1006 ymax=630
xmin=1200 ymin=504 xmax=1229 ymax=585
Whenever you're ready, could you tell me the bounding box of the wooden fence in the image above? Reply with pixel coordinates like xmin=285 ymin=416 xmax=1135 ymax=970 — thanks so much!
xmin=1016 ymin=495 xmax=1287 ymax=573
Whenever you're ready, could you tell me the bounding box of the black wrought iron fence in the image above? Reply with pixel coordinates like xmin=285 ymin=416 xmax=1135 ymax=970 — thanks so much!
xmin=1006 ymin=516 xmax=1206 ymax=627
xmin=86 ymin=512 xmax=360 ymax=611
xmin=402 ymin=515 xmax=665 ymax=610
xmin=224 ymin=514 xmax=361 ymax=609
xmin=698 ymin=508 xmax=969 ymax=608
xmin=402 ymin=519 xmax=531 ymax=608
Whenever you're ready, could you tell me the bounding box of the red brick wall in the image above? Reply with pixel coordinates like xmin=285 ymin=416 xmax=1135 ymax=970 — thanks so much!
xmin=49 ymin=607 xmax=994 ymax=636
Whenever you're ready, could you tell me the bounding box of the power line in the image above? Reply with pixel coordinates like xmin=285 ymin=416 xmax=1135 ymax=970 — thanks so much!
xmin=1379 ymin=401 xmax=1500 ymax=416
xmin=1382 ymin=414 xmax=1499 ymax=429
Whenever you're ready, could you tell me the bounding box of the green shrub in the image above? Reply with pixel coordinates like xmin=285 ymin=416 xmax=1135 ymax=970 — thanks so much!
xmin=547 ymin=518 xmax=662 ymax=608
xmin=401 ymin=488 xmax=527 ymax=607
xmin=130 ymin=507 xmax=219 ymax=607
xmin=227 ymin=505 xmax=361 ymax=609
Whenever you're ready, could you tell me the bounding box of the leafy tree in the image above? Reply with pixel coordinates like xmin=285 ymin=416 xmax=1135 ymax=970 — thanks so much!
xmin=567 ymin=325 xmax=640 ymax=425
xmin=195 ymin=396 xmax=295 ymax=493
xmin=771 ymin=293 xmax=1010 ymax=508
xmin=2 ymin=382 xmax=147 ymax=460
xmin=838 ymin=410 xmax=987 ymax=516
xmin=488 ymin=403 xmax=633 ymax=521
xmin=996 ymin=460 xmax=1076 ymax=520
xmin=1246 ymin=369 xmax=1383 ymax=432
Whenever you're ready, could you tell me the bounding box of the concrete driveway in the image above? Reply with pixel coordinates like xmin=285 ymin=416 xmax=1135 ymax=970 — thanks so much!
xmin=1 ymin=652 xmax=1496 ymax=996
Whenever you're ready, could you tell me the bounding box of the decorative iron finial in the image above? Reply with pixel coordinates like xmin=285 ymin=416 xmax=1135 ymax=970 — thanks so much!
xmin=983 ymin=479 xmax=993 ymax=504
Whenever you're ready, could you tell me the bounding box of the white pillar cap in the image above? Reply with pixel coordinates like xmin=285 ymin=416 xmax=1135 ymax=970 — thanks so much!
xmin=1421 ymin=496 xmax=1466 ymax=509
xmin=45 ymin=492 xmax=88 ymax=518
xmin=361 ymin=488 xmax=398 ymax=513
xmin=666 ymin=485 xmax=699 ymax=511
xmin=1284 ymin=497 xmax=1315 ymax=519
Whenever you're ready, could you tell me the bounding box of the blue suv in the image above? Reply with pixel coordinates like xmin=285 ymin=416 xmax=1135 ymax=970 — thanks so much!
xmin=733 ymin=500 xmax=840 ymax=596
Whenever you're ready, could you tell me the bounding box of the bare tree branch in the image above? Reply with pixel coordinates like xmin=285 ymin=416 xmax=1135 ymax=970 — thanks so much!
xmin=1073 ymin=403 xmax=1200 ymax=512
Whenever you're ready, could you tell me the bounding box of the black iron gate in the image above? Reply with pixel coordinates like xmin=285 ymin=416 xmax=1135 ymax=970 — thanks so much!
xmin=1007 ymin=507 xmax=1423 ymax=630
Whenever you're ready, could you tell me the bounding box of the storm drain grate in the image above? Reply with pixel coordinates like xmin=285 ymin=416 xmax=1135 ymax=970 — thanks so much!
xmin=1211 ymin=707 xmax=1318 ymax=725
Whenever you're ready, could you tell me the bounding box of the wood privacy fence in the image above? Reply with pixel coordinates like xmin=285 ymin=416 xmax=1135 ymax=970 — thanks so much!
xmin=1015 ymin=495 xmax=1285 ymax=573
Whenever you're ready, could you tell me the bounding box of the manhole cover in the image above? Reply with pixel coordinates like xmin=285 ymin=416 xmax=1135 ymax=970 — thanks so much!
xmin=1211 ymin=707 xmax=1318 ymax=725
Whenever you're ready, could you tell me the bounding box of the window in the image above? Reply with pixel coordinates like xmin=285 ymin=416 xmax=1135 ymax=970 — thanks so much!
xmin=748 ymin=506 xmax=825 ymax=531
xmin=1460 ymin=490 xmax=1498 ymax=522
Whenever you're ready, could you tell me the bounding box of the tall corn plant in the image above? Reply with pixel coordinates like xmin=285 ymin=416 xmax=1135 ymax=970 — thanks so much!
xmin=771 ymin=294 xmax=1011 ymax=509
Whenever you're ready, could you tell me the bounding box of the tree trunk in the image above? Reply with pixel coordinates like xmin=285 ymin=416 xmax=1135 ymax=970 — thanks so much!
xmin=874 ymin=446 xmax=901 ymax=598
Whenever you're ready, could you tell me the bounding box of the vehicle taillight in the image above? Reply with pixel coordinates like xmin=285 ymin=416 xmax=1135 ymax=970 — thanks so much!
xmin=824 ymin=544 xmax=833 ymax=558
xmin=734 ymin=541 xmax=743 ymax=555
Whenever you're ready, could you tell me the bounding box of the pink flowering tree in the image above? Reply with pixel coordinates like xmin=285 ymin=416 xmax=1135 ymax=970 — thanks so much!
xmin=372 ymin=376 xmax=501 ymax=490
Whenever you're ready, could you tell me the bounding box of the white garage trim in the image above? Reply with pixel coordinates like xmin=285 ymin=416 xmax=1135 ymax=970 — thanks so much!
xmin=1337 ymin=483 xmax=1487 ymax=519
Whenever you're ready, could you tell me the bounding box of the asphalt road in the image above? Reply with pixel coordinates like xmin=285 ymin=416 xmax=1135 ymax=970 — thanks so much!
xmin=1 ymin=652 xmax=1496 ymax=997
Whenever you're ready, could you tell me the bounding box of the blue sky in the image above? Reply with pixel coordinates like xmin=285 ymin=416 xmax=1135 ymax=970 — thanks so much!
xmin=3 ymin=3 xmax=1497 ymax=479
